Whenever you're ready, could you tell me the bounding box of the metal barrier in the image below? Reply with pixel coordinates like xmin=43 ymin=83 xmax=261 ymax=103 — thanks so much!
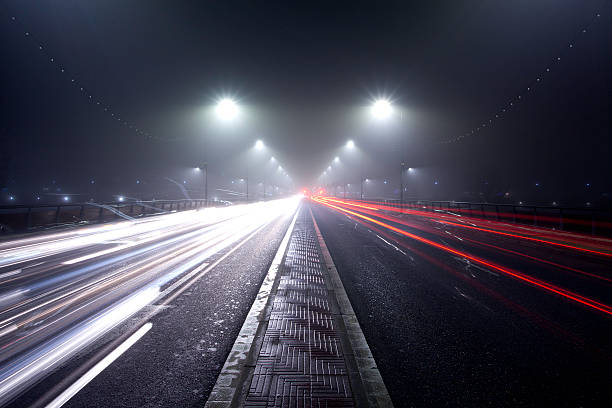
xmin=363 ymin=198 xmax=612 ymax=236
xmin=0 ymin=199 xmax=222 ymax=234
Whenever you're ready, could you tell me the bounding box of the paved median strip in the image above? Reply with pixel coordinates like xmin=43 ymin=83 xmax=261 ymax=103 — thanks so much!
xmin=205 ymin=204 xmax=392 ymax=407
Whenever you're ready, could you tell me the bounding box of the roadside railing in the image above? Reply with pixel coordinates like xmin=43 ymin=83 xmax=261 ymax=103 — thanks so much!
xmin=0 ymin=199 xmax=223 ymax=234
xmin=363 ymin=198 xmax=612 ymax=237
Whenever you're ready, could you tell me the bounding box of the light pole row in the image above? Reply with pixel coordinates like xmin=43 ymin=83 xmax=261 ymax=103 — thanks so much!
xmin=200 ymin=98 xmax=293 ymax=202
xmin=317 ymin=99 xmax=410 ymax=201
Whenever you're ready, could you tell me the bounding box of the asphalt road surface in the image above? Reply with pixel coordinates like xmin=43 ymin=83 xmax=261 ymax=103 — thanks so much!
xmin=0 ymin=198 xmax=299 ymax=407
xmin=311 ymin=197 xmax=612 ymax=407
xmin=2 ymin=195 xmax=611 ymax=407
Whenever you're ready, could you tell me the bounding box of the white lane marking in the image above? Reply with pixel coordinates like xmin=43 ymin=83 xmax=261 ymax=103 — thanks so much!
xmin=44 ymin=322 xmax=152 ymax=408
xmin=454 ymin=257 xmax=500 ymax=277
xmin=445 ymin=230 xmax=464 ymax=241
xmin=455 ymin=286 xmax=471 ymax=299
xmin=376 ymin=234 xmax=408 ymax=256
xmin=0 ymin=287 xmax=158 ymax=406
xmin=469 ymin=262 xmax=500 ymax=277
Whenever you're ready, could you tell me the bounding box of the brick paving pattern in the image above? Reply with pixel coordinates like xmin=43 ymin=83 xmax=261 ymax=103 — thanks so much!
xmin=244 ymin=212 xmax=354 ymax=407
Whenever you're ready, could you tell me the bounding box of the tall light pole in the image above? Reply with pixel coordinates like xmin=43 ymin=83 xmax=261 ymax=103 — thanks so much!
xmin=264 ymin=156 xmax=276 ymax=200
xmin=361 ymin=177 xmax=367 ymax=199
xmin=361 ymin=177 xmax=363 ymax=199
xmin=400 ymin=162 xmax=405 ymax=203
xmin=197 ymin=164 xmax=208 ymax=201
xmin=345 ymin=140 xmax=356 ymax=198
xmin=400 ymin=110 xmax=407 ymax=203
xmin=248 ymin=139 xmax=266 ymax=201
xmin=204 ymin=98 xmax=240 ymax=201
xmin=371 ymin=99 xmax=407 ymax=203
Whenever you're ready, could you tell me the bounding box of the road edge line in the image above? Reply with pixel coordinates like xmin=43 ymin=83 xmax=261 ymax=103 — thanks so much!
xmin=310 ymin=207 xmax=394 ymax=407
xmin=204 ymin=205 xmax=300 ymax=407
xmin=44 ymin=322 xmax=153 ymax=408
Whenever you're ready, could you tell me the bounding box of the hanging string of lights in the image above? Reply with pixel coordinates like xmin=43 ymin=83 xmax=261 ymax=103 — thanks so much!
xmin=7 ymin=14 xmax=155 ymax=141
xmin=440 ymin=7 xmax=607 ymax=144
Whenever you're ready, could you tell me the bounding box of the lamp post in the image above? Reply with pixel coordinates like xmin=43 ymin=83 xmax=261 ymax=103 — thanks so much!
xmin=344 ymin=140 xmax=355 ymax=199
xmin=264 ymin=156 xmax=276 ymax=201
xmin=400 ymin=162 xmax=405 ymax=203
xmin=361 ymin=177 xmax=367 ymax=199
xmin=400 ymin=111 xmax=407 ymax=204
xmin=249 ymin=139 xmax=265 ymax=201
xmin=201 ymin=98 xmax=240 ymax=203
xmin=196 ymin=165 xmax=208 ymax=201
xmin=201 ymin=163 xmax=208 ymax=201
xmin=371 ymin=99 xmax=408 ymax=203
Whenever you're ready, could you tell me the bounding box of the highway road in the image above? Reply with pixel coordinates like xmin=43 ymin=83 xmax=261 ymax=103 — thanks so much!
xmin=0 ymin=198 xmax=299 ymax=407
xmin=1 ymin=195 xmax=610 ymax=407
xmin=311 ymin=196 xmax=612 ymax=407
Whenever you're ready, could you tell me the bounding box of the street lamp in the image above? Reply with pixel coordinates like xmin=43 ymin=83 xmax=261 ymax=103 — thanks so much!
xmin=370 ymin=99 xmax=410 ymax=203
xmin=341 ymin=140 xmax=359 ymax=198
xmin=200 ymin=98 xmax=241 ymax=202
xmin=215 ymin=98 xmax=239 ymax=120
xmin=246 ymin=140 xmax=267 ymax=201
xmin=361 ymin=177 xmax=368 ymax=199
xmin=195 ymin=164 xmax=208 ymax=201
xmin=263 ymin=155 xmax=280 ymax=200
xmin=371 ymin=99 xmax=392 ymax=119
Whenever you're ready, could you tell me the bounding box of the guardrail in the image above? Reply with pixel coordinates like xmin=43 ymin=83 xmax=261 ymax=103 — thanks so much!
xmin=0 ymin=199 xmax=223 ymax=234
xmin=363 ymin=198 xmax=612 ymax=236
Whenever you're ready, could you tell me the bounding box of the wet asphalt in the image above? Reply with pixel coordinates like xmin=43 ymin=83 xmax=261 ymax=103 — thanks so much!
xmin=7 ymin=211 xmax=292 ymax=408
xmin=6 ymin=199 xmax=612 ymax=407
xmin=310 ymin=202 xmax=612 ymax=407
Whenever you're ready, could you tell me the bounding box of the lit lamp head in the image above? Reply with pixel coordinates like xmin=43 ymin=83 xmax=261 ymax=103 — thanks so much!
xmin=371 ymin=99 xmax=393 ymax=119
xmin=215 ymin=98 xmax=239 ymax=120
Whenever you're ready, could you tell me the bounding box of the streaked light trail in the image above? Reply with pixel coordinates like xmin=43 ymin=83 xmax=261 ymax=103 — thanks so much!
xmin=0 ymin=197 xmax=300 ymax=405
xmin=312 ymin=196 xmax=612 ymax=317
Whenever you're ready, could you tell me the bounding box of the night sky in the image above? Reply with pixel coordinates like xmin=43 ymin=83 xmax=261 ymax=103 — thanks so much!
xmin=1 ymin=1 xmax=611 ymax=206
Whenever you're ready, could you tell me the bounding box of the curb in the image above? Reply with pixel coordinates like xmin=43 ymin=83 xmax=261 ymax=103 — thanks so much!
xmin=310 ymin=208 xmax=394 ymax=407
xmin=204 ymin=208 xmax=300 ymax=407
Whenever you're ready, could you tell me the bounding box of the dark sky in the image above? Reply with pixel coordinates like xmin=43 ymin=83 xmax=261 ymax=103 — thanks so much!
xmin=1 ymin=0 xmax=611 ymax=205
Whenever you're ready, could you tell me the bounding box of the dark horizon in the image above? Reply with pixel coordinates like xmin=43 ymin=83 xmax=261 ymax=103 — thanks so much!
xmin=1 ymin=0 xmax=611 ymax=207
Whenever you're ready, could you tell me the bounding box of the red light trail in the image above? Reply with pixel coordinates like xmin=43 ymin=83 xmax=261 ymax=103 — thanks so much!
xmin=316 ymin=197 xmax=612 ymax=258
xmin=312 ymin=196 xmax=612 ymax=317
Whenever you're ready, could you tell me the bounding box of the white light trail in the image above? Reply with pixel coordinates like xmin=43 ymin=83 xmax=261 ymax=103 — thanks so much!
xmin=45 ymin=323 xmax=153 ymax=408
xmin=0 ymin=197 xmax=301 ymax=404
